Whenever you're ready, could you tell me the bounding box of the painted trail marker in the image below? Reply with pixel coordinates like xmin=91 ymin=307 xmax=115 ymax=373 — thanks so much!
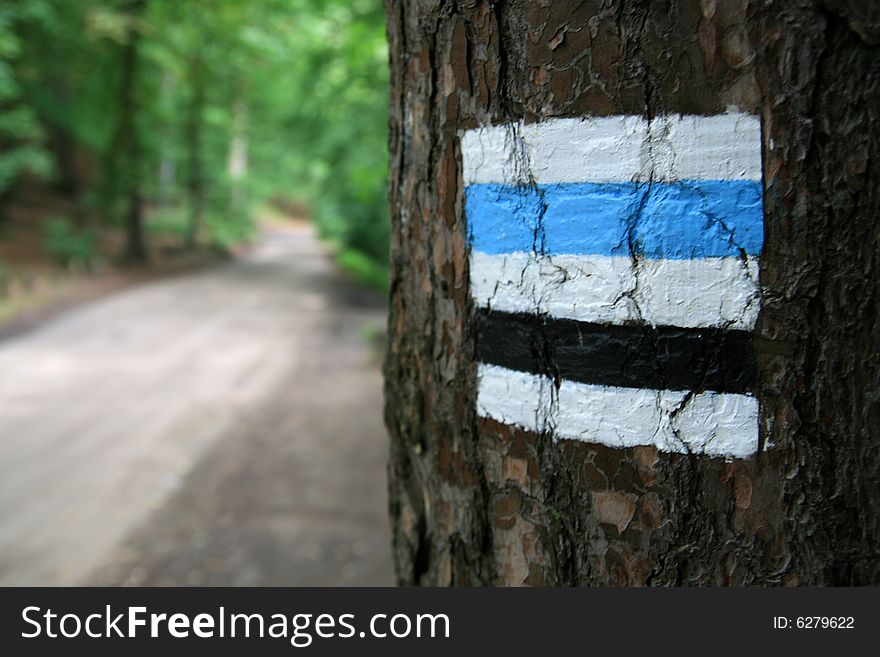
xmin=463 ymin=113 xmax=764 ymax=459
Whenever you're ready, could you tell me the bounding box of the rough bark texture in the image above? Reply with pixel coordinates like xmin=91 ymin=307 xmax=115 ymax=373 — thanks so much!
xmin=384 ymin=0 xmax=880 ymax=585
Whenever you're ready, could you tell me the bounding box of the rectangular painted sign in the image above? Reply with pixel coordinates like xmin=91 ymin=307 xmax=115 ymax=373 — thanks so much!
xmin=462 ymin=113 xmax=763 ymax=459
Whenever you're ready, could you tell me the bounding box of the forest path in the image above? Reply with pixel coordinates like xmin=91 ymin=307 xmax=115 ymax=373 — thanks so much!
xmin=0 ymin=223 xmax=393 ymax=586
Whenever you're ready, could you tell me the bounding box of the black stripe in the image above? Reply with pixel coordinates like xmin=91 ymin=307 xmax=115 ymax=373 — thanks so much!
xmin=477 ymin=309 xmax=756 ymax=394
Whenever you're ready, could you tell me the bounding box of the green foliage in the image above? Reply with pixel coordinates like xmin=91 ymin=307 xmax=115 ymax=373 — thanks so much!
xmin=145 ymin=208 xmax=188 ymax=237
xmin=206 ymin=201 xmax=256 ymax=249
xmin=0 ymin=143 xmax=51 ymax=193
xmin=0 ymin=1 xmax=53 ymax=196
xmin=42 ymin=217 xmax=97 ymax=269
xmin=261 ymin=0 xmax=390 ymax=271
xmin=147 ymin=203 xmax=255 ymax=250
xmin=337 ymin=247 xmax=389 ymax=293
xmin=4 ymin=0 xmax=389 ymax=283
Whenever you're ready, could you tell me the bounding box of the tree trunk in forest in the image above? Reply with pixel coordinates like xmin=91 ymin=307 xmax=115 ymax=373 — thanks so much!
xmin=384 ymin=0 xmax=880 ymax=586
xmin=158 ymin=72 xmax=177 ymax=206
xmin=117 ymin=0 xmax=147 ymax=263
xmin=50 ymin=96 xmax=81 ymax=201
xmin=185 ymin=56 xmax=205 ymax=250
xmin=227 ymin=98 xmax=248 ymax=216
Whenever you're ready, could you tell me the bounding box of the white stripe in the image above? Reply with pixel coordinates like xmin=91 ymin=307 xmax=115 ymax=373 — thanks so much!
xmin=475 ymin=364 xmax=556 ymax=435
xmin=477 ymin=364 xmax=760 ymax=459
xmin=650 ymin=113 xmax=763 ymax=182
xmin=470 ymin=252 xmax=760 ymax=330
xmin=461 ymin=112 xmax=762 ymax=185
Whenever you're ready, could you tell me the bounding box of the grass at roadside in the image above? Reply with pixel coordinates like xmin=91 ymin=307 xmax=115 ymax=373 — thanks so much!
xmin=335 ymin=248 xmax=388 ymax=294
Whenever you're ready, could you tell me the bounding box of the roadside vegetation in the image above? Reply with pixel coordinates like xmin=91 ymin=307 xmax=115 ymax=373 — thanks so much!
xmin=0 ymin=0 xmax=389 ymax=319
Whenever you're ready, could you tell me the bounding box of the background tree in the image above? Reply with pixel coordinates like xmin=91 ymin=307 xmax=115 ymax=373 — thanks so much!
xmin=0 ymin=1 xmax=52 ymax=221
xmin=384 ymin=0 xmax=880 ymax=585
xmin=3 ymin=0 xmax=389 ymax=284
xmin=112 ymin=0 xmax=148 ymax=262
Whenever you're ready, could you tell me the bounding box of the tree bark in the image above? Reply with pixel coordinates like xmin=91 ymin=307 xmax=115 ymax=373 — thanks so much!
xmin=227 ymin=98 xmax=248 ymax=215
xmin=185 ymin=55 xmax=205 ymax=250
xmin=384 ymin=0 xmax=880 ymax=585
xmin=49 ymin=108 xmax=81 ymax=200
xmin=158 ymin=72 xmax=177 ymax=206
xmin=117 ymin=0 xmax=148 ymax=263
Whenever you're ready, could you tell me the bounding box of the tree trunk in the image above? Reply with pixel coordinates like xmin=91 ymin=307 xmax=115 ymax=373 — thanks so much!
xmin=50 ymin=117 xmax=81 ymax=200
xmin=158 ymin=72 xmax=177 ymax=206
xmin=118 ymin=0 xmax=147 ymax=263
xmin=227 ymin=98 xmax=248 ymax=215
xmin=185 ymin=56 xmax=205 ymax=250
xmin=384 ymin=0 xmax=880 ymax=586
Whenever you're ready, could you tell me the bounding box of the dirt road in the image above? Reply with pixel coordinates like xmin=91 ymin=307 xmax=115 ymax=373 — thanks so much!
xmin=0 ymin=224 xmax=393 ymax=586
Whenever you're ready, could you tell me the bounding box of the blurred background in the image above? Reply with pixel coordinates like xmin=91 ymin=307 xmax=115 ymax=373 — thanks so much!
xmin=0 ymin=0 xmax=393 ymax=585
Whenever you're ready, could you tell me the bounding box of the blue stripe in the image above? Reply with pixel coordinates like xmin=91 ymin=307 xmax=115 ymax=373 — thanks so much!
xmin=466 ymin=181 xmax=764 ymax=258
